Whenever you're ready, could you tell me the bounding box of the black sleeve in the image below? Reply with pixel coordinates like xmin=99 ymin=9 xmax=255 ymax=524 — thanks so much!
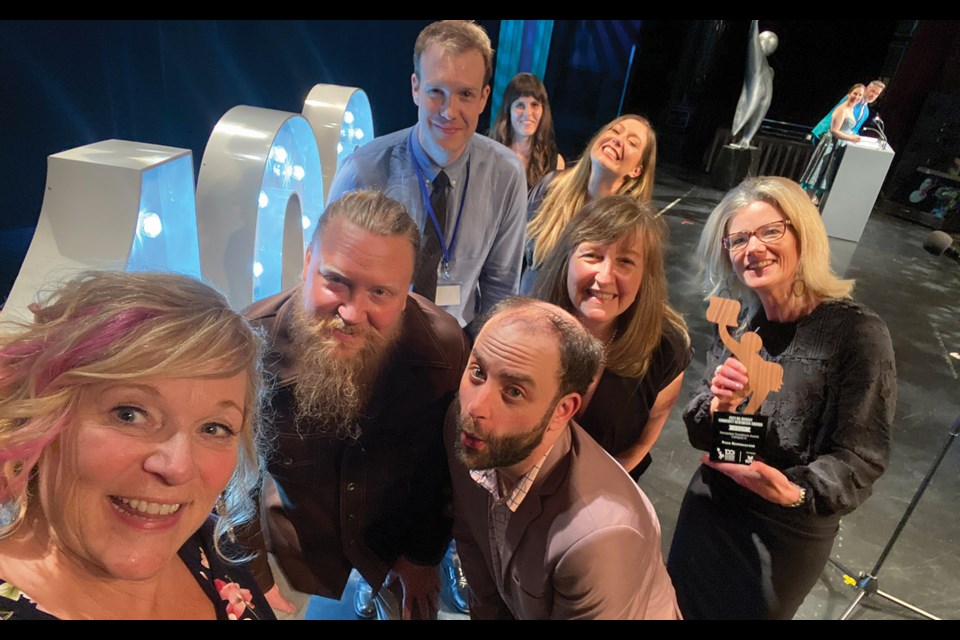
xmin=783 ymin=311 xmax=896 ymax=517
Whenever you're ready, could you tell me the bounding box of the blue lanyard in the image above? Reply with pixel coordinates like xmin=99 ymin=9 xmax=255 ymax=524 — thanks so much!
xmin=408 ymin=128 xmax=470 ymax=270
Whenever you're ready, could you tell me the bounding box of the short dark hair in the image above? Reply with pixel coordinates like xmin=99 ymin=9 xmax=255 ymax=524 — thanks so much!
xmin=414 ymin=20 xmax=494 ymax=86
xmin=314 ymin=189 xmax=420 ymax=263
xmin=478 ymin=297 xmax=604 ymax=398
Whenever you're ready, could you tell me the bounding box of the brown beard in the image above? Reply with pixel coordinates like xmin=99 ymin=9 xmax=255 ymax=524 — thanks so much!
xmin=289 ymin=290 xmax=401 ymax=439
xmin=453 ymin=398 xmax=554 ymax=471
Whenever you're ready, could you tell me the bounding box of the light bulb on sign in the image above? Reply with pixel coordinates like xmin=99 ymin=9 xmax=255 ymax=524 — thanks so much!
xmin=139 ymin=211 xmax=163 ymax=238
xmin=269 ymin=145 xmax=288 ymax=164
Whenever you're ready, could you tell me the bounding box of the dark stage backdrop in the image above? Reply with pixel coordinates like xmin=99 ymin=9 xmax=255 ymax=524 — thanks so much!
xmin=0 ymin=19 xmax=506 ymax=234
xmin=0 ymin=19 xmax=911 ymax=300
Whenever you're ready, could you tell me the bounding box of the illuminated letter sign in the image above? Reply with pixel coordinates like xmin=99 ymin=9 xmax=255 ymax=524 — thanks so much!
xmin=2 ymin=85 xmax=375 ymax=321
xmin=196 ymin=106 xmax=324 ymax=310
xmin=302 ymin=84 xmax=374 ymax=203
xmin=3 ymin=140 xmax=199 ymax=322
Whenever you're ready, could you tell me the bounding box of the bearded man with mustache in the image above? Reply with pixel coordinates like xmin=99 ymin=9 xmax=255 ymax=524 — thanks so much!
xmin=445 ymin=298 xmax=681 ymax=620
xmin=239 ymin=189 xmax=470 ymax=620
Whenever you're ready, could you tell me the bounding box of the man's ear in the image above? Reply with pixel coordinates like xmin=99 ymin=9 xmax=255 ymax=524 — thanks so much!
xmin=549 ymin=392 xmax=581 ymax=430
xmin=302 ymin=242 xmax=314 ymax=281
xmin=411 ymin=73 xmax=421 ymax=106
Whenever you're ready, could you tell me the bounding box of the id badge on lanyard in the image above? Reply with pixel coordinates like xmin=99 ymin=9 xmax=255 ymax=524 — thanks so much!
xmin=435 ymin=260 xmax=461 ymax=307
xmin=409 ymin=129 xmax=470 ymax=308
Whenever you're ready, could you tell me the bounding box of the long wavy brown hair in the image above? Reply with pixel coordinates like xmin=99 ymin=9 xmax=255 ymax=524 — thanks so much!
xmin=527 ymin=114 xmax=657 ymax=269
xmin=488 ymin=72 xmax=560 ymax=189
xmin=533 ymin=195 xmax=688 ymax=378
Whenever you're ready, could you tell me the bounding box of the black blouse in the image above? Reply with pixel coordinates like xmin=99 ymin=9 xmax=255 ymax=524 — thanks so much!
xmin=580 ymin=326 xmax=693 ymax=480
xmin=682 ymin=299 xmax=896 ymax=517
xmin=0 ymin=517 xmax=275 ymax=620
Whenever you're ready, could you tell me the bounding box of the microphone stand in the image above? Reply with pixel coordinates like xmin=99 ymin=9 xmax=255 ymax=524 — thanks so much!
xmin=828 ymin=413 xmax=959 ymax=620
xmin=861 ymin=119 xmax=888 ymax=150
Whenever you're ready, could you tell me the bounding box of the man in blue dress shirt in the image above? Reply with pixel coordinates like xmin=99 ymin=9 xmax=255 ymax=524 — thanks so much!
xmin=326 ymin=19 xmax=527 ymax=619
xmin=328 ymin=20 xmax=527 ymax=334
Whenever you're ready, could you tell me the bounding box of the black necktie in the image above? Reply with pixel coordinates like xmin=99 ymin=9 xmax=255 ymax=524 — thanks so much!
xmin=414 ymin=170 xmax=449 ymax=300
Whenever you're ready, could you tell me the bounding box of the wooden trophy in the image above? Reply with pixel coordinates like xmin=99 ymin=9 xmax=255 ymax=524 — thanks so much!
xmin=705 ymin=296 xmax=783 ymax=464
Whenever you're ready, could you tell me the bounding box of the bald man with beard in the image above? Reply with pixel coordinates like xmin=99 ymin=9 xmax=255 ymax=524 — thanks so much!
xmin=446 ymin=298 xmax=680 ymax=619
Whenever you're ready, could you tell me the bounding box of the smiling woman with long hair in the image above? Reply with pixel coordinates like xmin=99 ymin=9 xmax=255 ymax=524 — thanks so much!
xmin=667 ymin=176 xmax=895 ymax=620
xmin=521 ymin=114 xmax=657 ymax=295
xmin=488 ymin=72 xmax=564 ymax=190
xmin=0 ymin=271 xmax=274 ymax=620
xmin=800 ymin=84 xmax=865 ymax=204
xmin=533 ymin=195 xmax=691 ymax=479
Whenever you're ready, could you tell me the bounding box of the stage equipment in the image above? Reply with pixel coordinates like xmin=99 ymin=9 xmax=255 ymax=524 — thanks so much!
xmin=861 ymin=116 xmax=889 ymax=150
xmin=820 ymin=138 xmax=895 ymax=243
xmin=829 ymin=414 xmax=959 ymax=620
xmin=2 ymin=140 xmax=199 ymax=323
xmin=196 ymin=106 xmax=324 ymax=310
xmin=301 ymin=84 xmax=374 ymax=203
xmin=923 ymin=230 xmax=960 ymax=264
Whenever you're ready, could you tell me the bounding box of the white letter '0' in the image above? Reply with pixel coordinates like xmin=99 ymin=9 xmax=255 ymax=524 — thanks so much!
xmin=196 ymin=106 xmax=324 ymax=310
xmin=301 ymin=84 xmax=375 ymax=204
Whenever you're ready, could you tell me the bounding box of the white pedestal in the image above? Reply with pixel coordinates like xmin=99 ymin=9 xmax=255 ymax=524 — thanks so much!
xmin=820 ymin=137 xmax=895 ymax=243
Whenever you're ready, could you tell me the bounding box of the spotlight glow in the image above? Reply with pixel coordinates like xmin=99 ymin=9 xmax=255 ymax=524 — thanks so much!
xmin=139 ymin=211 xmax=163 ymax=238
xmin=258 ymin=191 xmax=269 ymax=208
xmin=337 ymin=143 xmax=343 ymax=154
xmin=292 ymin=165 xmax=305 ymax=181
xmin=302 ymin=214 xmax=311 ymax=230
xmin=354 ymin=129 xmax=365 ymax=140
xmin=343 ymin=111 xmax=355 ymax=125
xmin=253 ymin=261 xmax=264 ymax=278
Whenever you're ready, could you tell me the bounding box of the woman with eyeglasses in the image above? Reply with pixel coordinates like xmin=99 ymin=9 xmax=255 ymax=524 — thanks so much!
xmin=666 ymin=176 xmax=896 ymax=620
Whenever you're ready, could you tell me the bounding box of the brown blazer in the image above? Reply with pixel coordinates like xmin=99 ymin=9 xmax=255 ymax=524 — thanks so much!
xmin=447 ymin=411 xmax=681 ymax=620
xmin=239 ymin=286 xmax=470 ymax=599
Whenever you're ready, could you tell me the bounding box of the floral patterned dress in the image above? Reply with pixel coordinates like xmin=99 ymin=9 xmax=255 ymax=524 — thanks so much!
xmin=0 ymin=517 xmax=275 ymax=620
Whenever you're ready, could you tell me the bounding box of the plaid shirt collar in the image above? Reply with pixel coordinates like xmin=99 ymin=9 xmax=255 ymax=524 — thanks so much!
xmin=469 ymin=445 xmax=554 ymax=513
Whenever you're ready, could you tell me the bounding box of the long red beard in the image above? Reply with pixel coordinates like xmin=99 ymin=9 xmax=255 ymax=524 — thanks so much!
xmin=289 ymin=293 xmax=400 ymax=438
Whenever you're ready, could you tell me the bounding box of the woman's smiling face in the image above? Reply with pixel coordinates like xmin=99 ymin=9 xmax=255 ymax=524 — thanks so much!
xmin=726 ymin=200 xmax=799 ymax=301
xmin=39 ymin=374 xmax=246 ymax=581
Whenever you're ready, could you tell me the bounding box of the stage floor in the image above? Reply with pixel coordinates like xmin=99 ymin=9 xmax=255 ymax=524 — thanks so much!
xmin=4 ymin=163 xmax=957 ymax=620
xmin=294 ymin=164 xmax=960 ymax=621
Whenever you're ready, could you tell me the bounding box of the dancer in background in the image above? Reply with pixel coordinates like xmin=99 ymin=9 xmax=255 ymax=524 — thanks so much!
xmin=800 ymin=84 xmax=864 ymax=205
